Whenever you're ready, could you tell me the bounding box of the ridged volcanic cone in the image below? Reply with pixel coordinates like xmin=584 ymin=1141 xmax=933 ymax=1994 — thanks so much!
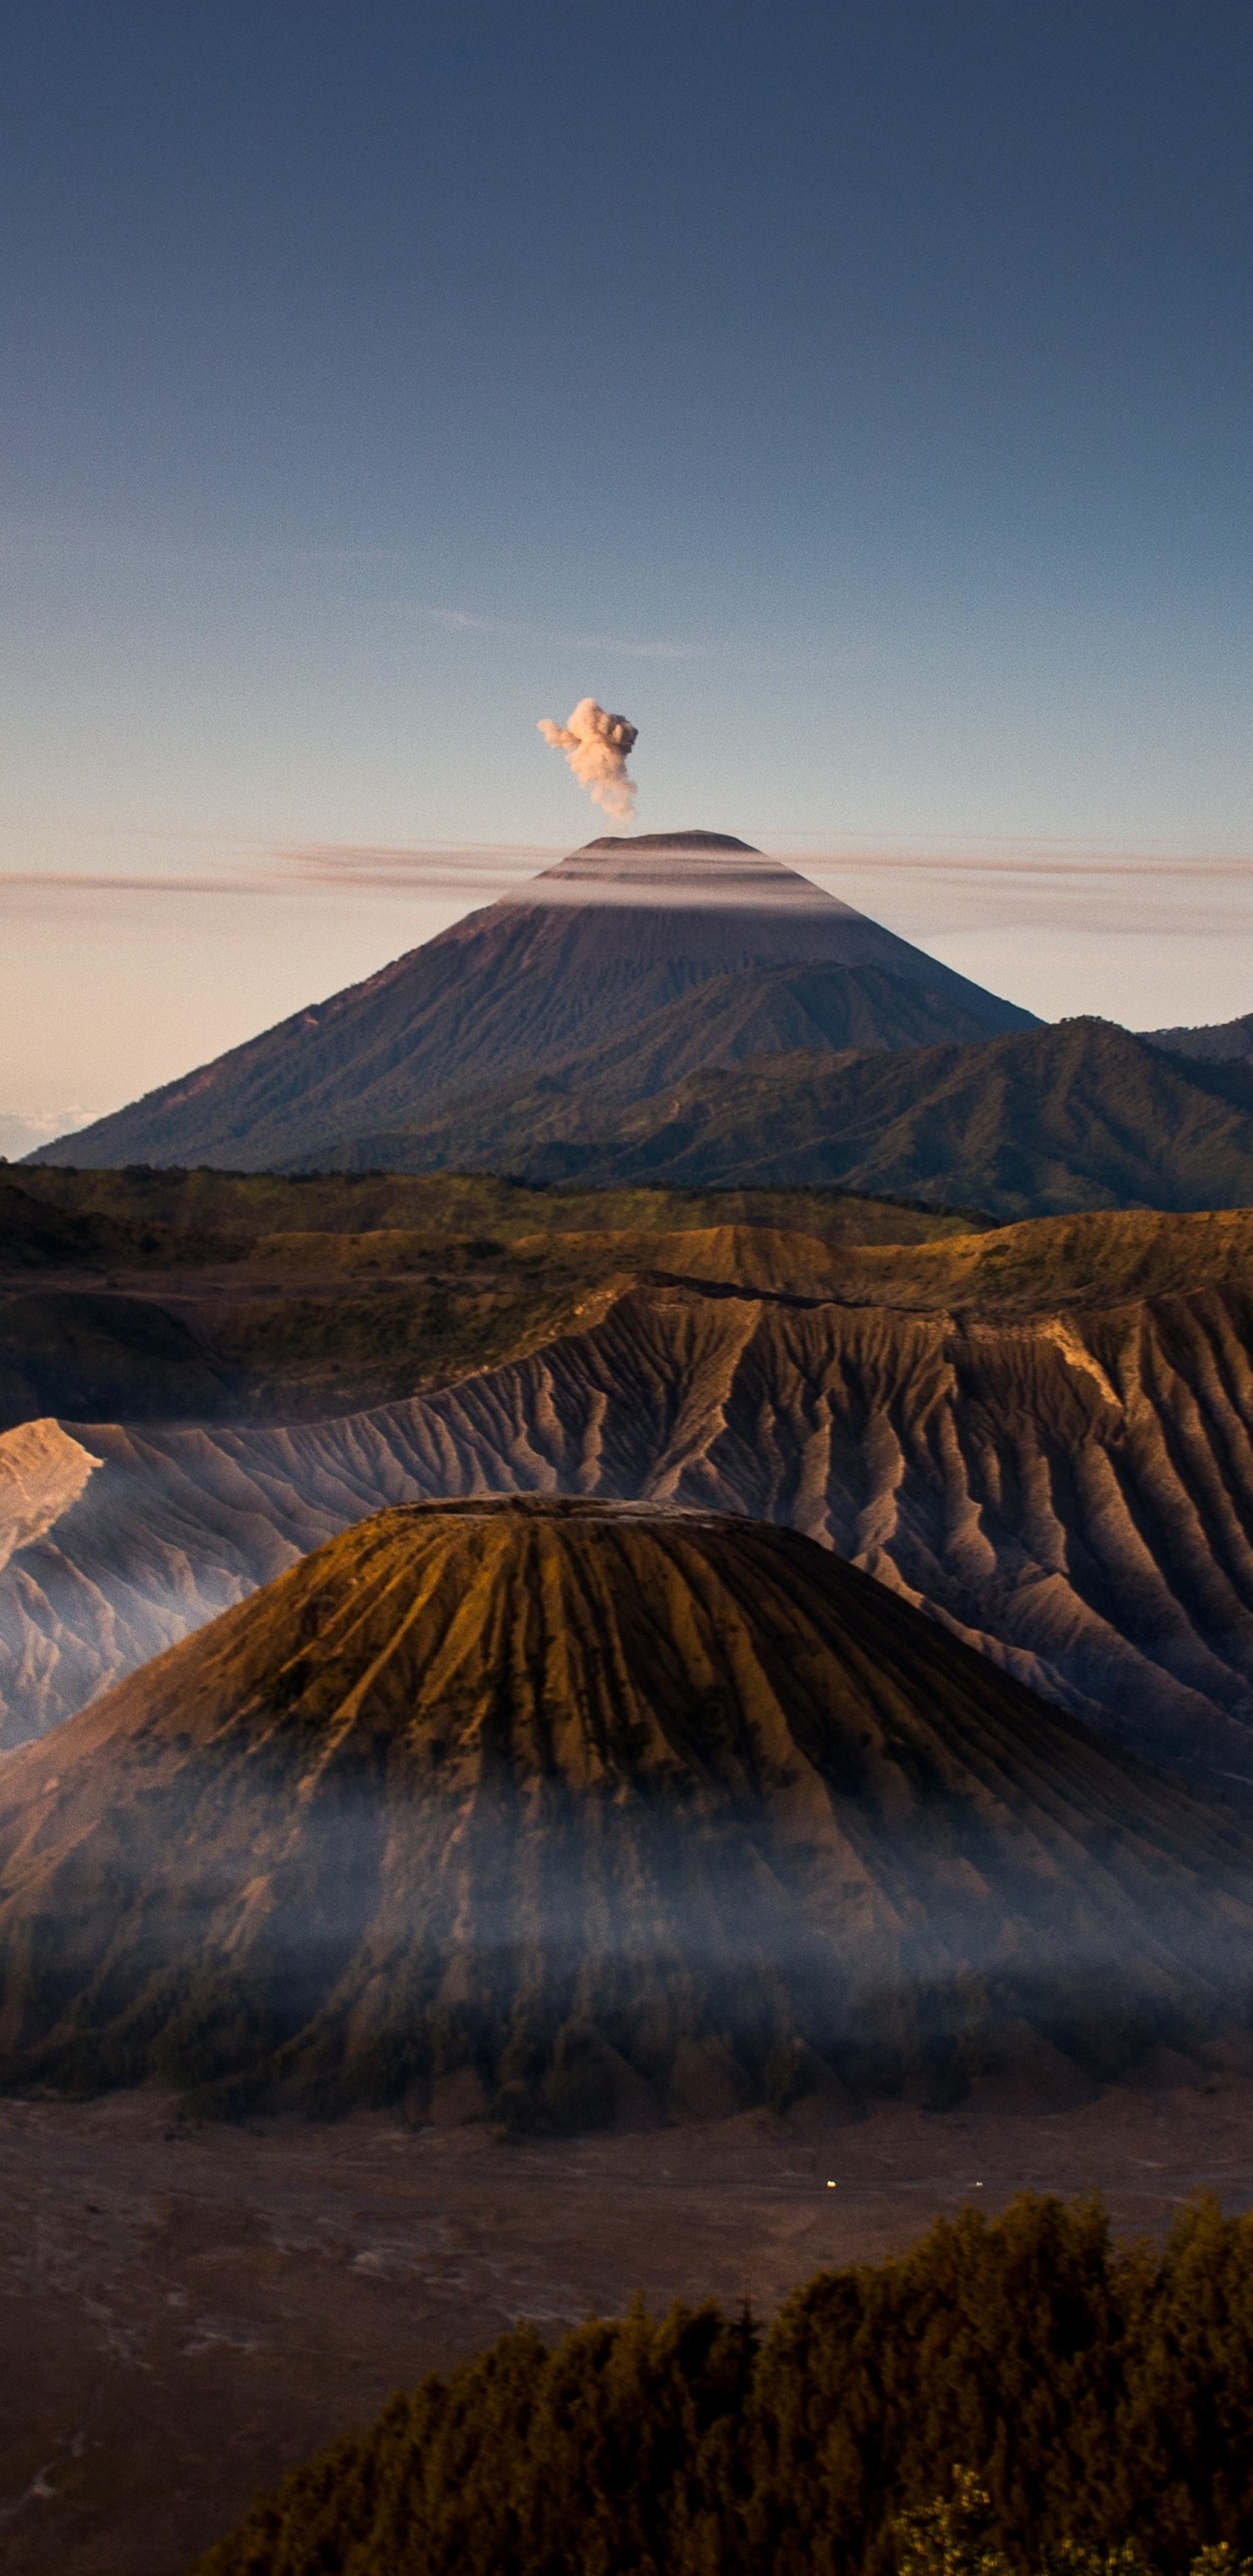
xmin=0 ymin=1496 xmax=1250 ymax=2120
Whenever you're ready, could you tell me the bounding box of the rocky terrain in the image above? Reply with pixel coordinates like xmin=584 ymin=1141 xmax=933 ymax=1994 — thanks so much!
xmin=3 ymin=1495 xmax=1250 ymax=2121
xmin=5 ymin=1207 xmax=1253 ymax=1787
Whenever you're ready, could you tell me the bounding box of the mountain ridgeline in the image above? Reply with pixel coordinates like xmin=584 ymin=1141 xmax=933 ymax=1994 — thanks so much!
xmin=2 ymin=1497 xmax=1250 ymax=2120
xmin=317 ymin=1015 xmax=1253 ymax=1218
xmin=29 ymin=834 xmax=1038 ymax=1175
xmin=29 ymin=834 xmax=1253 ymax=1222
xmin=1147 ymin=1008 xmax=1253 ymax=1063
xmin=9 ymin=1204 xmax=1253 ymax=1784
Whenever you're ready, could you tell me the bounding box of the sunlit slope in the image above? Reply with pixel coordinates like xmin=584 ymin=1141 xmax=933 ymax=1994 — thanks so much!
xmin=7 ymin=1211 xmax=1253 ymax=1772
xmin=1 ymin=1497 xmax=1250 ymax=2116
xmin=2 ymin=1163 xmax=979 ymax=1248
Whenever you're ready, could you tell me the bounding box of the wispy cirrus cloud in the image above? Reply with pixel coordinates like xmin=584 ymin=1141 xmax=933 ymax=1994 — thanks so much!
xmin=414 ymin=602 xmax=711 ymax=661
xmin=554 ymin=632 xmax=713 ymax=662
xmin=420 ymin=605 xmax=509 ymax=635
xmin=0 ymin=830 xmax=1250 ymax=937
xmin=0 ymin=842 xmax=560 ymax=912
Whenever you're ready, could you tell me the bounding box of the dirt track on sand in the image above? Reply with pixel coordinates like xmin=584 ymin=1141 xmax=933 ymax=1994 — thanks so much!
xmin=5 ymin=2076 xmax=1253 ymax=2576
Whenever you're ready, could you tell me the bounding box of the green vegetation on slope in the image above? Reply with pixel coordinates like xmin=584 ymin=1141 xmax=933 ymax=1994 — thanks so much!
xmin=9 ymin=1161 xmax=1253 ymax=1430
xmin=191 ymin=2194 xmax=1253 ymax=2576
xmin=0 ymin=1170 xmax=982 ymax=1426
xmin=326 ymin=1018 xmax=1253 ymax=1219
xmin=2 ymin=1164 xmax=980 ymax=1247
xmin=496 ymin=1020 xmax=1253 ymax=1215
xmin=7 ymin=1169 xmax=1253 ymax=1432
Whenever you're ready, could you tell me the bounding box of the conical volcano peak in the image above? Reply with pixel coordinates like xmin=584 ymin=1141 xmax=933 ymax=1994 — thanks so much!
xmin=0 ymin=1493 xmax=1250 ymax=2119
xmin=532 ymin=828 xmax=840 ymax=909
xmin=28 ymin=822 xmax=1039 ymax=1169
xmin=575 ymin=831 xmax=760 ymax=854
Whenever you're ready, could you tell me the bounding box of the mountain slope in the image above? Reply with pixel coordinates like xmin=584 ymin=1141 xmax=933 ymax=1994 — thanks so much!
xmin=0 ymin=1171 xmax=981 ymax=1433
xmin=8 ymin=1212 xmax=1253 ymax=1778
xmin=29 ymin=835 xmax=1037 ymax=1173
xmin=1147 ymin=1010 xmax=1253 ymax=1063
xmin=298 ymin=956 xmax=1032 ymax=1173
xmin=2 ymin=1495 xmax=1250 ymax=2116
xmin=438 ymin=1019 xmax=1253 ymax=1217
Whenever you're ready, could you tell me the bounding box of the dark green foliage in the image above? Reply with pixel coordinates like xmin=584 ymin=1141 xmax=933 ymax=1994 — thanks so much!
xmin=3 ymin=1161 xmax=975 ymax=1244
xmin=190 ymin=2197 xmax=1253 ymax=2576
xmin=193 ymin=2303 xmax=757 ymax=2576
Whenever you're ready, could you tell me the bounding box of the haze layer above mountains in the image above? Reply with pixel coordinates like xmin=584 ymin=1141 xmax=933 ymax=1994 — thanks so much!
xmin=8 ymin=837 xmax=1253 ymax=1792
xmin=30 ymin=835 xmax=1252 ymax=1223
xmin=29 ymin=835 xmax=1037 ymax=1176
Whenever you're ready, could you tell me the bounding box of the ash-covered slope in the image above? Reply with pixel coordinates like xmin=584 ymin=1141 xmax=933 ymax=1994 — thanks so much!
xmin=8 ymin=1214 xmax=1253 ymax=1779
xmin=1 ymin=1495 xmax=1249 ymax=2117
xmin=30 ymin=835 xmax=1036 ymax=1173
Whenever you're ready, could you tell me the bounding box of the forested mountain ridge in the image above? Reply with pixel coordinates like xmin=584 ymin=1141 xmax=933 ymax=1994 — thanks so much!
xmin=353 ymin=1016 xmax=1253 ymax=1216
xmin=1146 ymin=1007 xmax=1253 ymax=1062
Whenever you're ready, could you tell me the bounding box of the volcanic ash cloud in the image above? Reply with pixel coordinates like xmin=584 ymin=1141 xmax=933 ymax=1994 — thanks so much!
xmin=537 ymin=697 xmax=639 ymax=819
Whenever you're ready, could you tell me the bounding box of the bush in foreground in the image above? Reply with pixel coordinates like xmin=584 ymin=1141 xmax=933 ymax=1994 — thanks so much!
xmin=192 ymin=2194 xmax=1253 ymax=2576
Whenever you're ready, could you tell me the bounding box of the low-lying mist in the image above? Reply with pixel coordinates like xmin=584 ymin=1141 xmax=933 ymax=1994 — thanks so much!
xmin=4 ymin=1495 xmax=1253 ymax=2126
xmin=3 ymin=1723 xmax=1253 ymax=2126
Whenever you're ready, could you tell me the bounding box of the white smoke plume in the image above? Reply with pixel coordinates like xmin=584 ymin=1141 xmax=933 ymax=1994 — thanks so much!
xmin=537 ymin=697 xmax=639 ymax=819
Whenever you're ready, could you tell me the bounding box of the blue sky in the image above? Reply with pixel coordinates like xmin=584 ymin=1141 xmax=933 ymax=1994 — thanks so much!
xmin=3 ymin=1 xmax=1253 ymax=1136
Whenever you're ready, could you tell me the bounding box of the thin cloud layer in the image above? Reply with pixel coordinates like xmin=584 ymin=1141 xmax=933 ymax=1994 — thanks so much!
xmin=0 ymin=837 xmax=1250 ymax=937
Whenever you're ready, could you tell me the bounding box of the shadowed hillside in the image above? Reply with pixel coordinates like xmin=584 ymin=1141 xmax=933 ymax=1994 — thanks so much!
xmin=0 ymin=1168 xmax=980 ymax=1429
xmin=30 ymin=836 xmax=1035 ymax=1174
xmin=1 ymin=1498 xmax=1250 ymax=2118
xmin=1147 ymin=1009 xmax=1253 ymax=1062
xmin=371 ymin=1018 xmax=1253 ymax=1217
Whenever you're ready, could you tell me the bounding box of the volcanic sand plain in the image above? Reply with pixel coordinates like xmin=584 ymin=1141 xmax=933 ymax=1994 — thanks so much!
xmin=5 ymin=2071 xmax=1253 ymax=2576
xmin=10 ymin=1191 xmax=1253 ymax=2571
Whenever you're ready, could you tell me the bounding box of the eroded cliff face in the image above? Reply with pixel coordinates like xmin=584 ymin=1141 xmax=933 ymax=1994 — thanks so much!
xmin=4 ymin=1265 xmax=1253 ymax=1778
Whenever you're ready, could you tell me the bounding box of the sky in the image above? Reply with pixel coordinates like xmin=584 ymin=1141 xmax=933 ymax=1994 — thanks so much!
xmin=3 ymin=0 xmax=1253 ymax=1147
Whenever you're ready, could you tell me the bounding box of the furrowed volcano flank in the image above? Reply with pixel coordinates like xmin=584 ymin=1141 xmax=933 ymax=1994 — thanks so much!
xmin=2 ymin=1497 xmax=1250 ymax=2120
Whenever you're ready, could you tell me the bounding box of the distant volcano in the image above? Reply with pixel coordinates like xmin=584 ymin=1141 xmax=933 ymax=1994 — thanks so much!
xmin=0 ymin=1495 xmax=1248 ymax=2120
xmin=31 ymin=834 xmax=1037 ymax=1173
